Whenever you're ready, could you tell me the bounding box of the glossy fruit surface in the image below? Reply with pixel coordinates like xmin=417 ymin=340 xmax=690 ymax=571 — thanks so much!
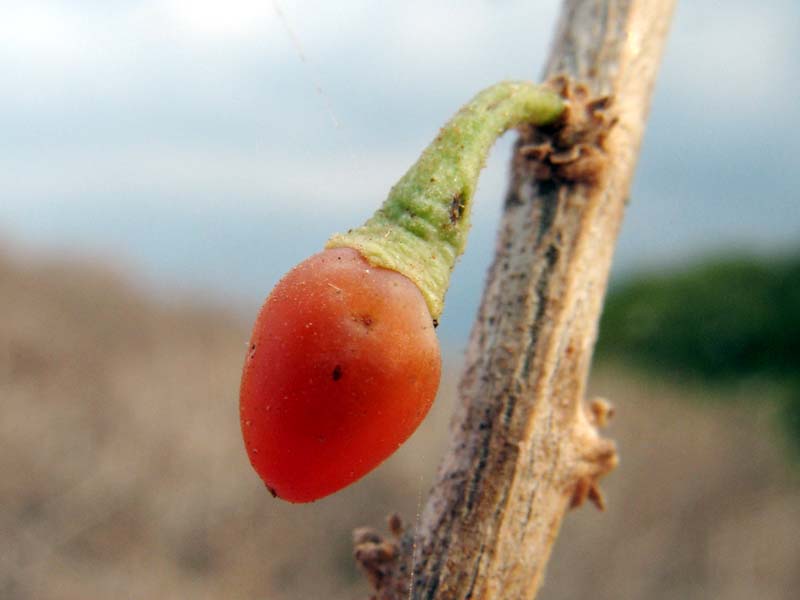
xmin=240 ymin=247 xmax=441 ymax=502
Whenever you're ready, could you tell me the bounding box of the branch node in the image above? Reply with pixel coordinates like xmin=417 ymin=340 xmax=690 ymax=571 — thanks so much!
xmin=353 ymin=514 xmax=412 ymax=598
xmin=515 ymin=75 xmax=617 ymax=186
xmin=567 ymin=400 xmax=619 ymax=511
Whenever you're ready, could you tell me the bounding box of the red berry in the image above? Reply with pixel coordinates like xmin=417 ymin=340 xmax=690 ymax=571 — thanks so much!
xmin=240 ymin=247 xmax=441 ymax=502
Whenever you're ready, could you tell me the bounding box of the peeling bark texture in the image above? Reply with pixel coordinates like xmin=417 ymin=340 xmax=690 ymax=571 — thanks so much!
xmin=355 ymin=1 xmax=675 ymax=598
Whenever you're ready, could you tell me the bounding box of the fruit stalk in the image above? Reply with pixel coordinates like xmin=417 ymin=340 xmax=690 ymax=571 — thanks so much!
xmin=327 ymin=81 xmax=564 ymax=320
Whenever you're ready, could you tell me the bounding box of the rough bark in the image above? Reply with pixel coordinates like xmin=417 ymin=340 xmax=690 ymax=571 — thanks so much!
xmin=354 ymin=1 xmax=675 ymax=598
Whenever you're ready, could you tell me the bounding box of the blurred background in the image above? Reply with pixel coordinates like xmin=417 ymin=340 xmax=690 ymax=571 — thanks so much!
xmin=1 ymin=1 xmax=798 ymax=598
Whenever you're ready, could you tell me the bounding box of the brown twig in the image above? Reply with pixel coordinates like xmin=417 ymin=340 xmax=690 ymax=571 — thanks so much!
xmin=355 ymin=1 xmax=675 ymax=597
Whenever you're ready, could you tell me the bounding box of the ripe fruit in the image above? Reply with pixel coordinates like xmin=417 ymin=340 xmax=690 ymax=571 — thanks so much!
xmin=240 ymin=247 xmax=441 ymax=502
xmin=239 ymin=82 xmax=564 ymax=502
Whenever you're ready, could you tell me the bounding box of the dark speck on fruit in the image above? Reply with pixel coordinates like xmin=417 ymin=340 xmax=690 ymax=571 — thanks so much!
xmin=332 ymin=365 xmax=343 ymax=381
xmin=356 ymin=314 xmax=373 ymax=328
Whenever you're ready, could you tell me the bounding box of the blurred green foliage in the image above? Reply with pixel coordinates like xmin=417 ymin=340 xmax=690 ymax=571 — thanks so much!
xmin=597 ymin=253 xmax=800 ymax=456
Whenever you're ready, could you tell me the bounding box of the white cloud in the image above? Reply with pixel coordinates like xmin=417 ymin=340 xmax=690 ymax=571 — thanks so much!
xmin=0 ymin=2 xmax=88 ymax=61
xmin=661 ymin=1 xmax=797 ymax=117
xmin=160 ymin=0 xmax=274 ymax=40
xmin=0 ymin=142 xmax=409 ymax=216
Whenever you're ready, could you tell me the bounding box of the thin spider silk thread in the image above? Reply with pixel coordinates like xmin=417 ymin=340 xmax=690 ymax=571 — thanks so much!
xmin=408 ymin=473 xmax=424 ymax=599
xmin=271 ymin=0 xmax=339 ymax=128
xmin=270 ymin=0 xmax=364 ymax=190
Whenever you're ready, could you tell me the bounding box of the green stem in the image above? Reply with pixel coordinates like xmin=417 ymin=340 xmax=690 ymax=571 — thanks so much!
xmin=326 ymin=81 xmax=564 ymax=320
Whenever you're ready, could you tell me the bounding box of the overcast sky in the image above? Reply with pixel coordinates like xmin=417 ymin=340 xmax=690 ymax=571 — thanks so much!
xmin=1 ymin=0 xmax=798 ymax=344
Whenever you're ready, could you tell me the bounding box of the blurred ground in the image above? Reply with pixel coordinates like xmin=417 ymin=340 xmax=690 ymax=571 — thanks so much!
xmin=2 ymin=250 xmax=798 ymax=599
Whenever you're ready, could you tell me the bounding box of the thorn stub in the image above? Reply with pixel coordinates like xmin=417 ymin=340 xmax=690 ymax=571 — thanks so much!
xmin=590 ymin=397 xmax=615 ymax=428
